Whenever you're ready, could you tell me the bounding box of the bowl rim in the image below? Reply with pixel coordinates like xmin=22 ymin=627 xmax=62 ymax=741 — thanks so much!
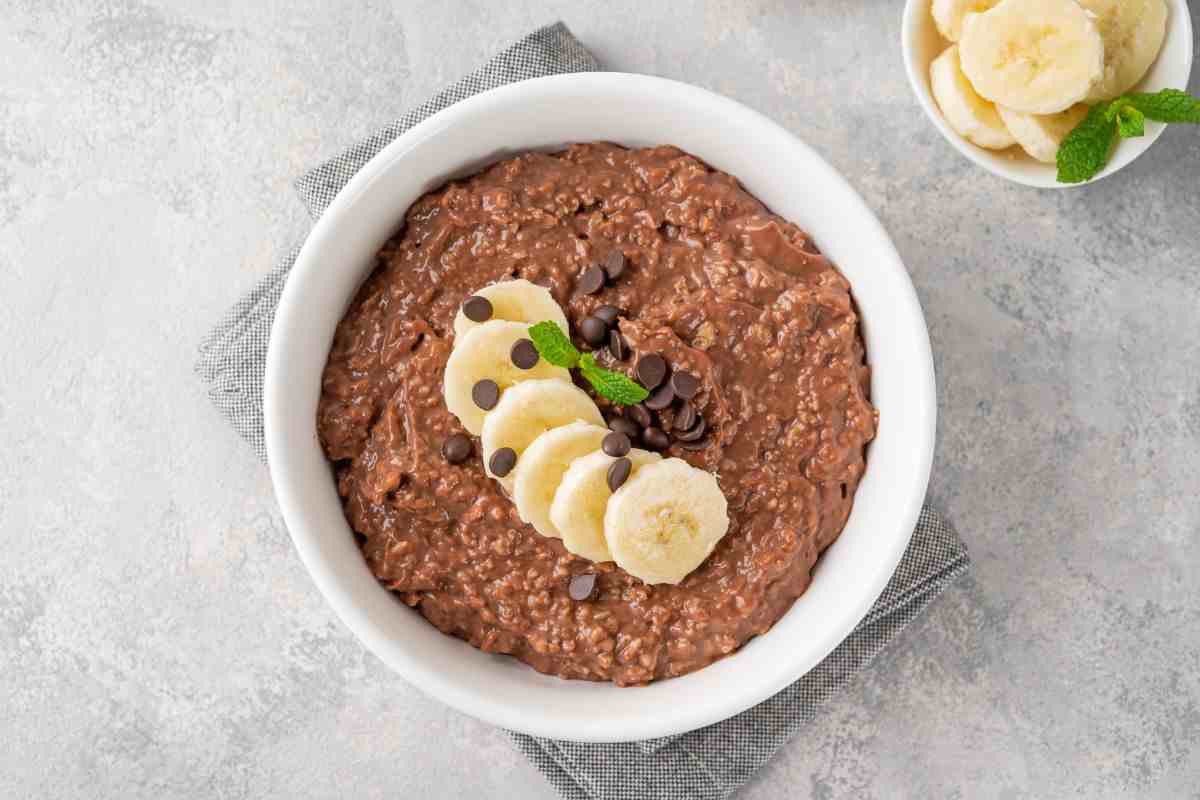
xmin=264 ymin=71 xmax=936 ymax=741
xmin=901 ymin=0 xmax=1195 ymax=189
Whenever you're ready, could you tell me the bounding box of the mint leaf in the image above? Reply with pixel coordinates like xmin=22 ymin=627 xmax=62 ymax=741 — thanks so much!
xmin=527 ymin=321 xmax=579 ymax=368
xmin=1116 ymin=105 xmax=1145 ymax=139
xmin=1056 ymin=102 xmax=1117 ymax=184
xmin=1125 ymin=89 xmax=1200 ymax=123
xmin=579 ymin=353 xmax=649 ymax=405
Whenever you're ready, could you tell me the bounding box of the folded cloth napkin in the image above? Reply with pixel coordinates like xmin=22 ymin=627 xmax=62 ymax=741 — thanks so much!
xmin=195 ymin=22 xmax=970 ymax=800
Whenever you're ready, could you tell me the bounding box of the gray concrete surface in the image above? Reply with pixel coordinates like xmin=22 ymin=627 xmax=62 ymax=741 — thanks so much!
xmin=3 ymin=1 xmax=1199 ymax=797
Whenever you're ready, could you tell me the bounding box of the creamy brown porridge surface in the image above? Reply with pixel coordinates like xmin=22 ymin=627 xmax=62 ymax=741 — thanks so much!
xmin=317 ymin=143 xmax=877 ymax=685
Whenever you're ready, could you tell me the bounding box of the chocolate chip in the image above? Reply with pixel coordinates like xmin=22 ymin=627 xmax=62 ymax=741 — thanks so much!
xmin=627 ymin=403 xmax=652 ymax=429
xmin=644 ymin=382 xmax=675 ymax=411
xmin=578 ymin=264 xmax=606 ymax=295
xmin=670 ymin=371 xmax=700 ymax=400
xmin=593 ymin=305 xmax=622 ymax=326
xmin=607 ymin=457 xmax=632 ymax=491
xmin=675 ymin=416 xmax=706 ymax=442
xmin=673 ymin=401 xmax=697 ymax=431
xmin=678 ymin=436 xmax=709 ymax=451
xmin=441 ymin=433 xmax=472 ymax=464
xmin=488 ymin=447 xmax=517 ymax=477
xmin=471 ymin=379 xmax=499 ymax=411
xmin=608 ymin=416 xmax=640 ymax=439
xmin=602 ymin=431 xmax=631 ymax=457
xmin=568 ymin=573 xmax=598 ymax=601
xmin=510 ymin=338 xmax=539 ymax=369
xmin=642 ymin=426 xmax=670 ymax=451
xmin=608 ymin=330 xmax=628 ymax=361
xmin=603 ymin=250 xmax=627 ymax=281
xmin=579 ymin=316 xmax=608 ymax=347
xmin=636 ymin=354 xmax=668 ymax=390
xmin=462 ymin=295 xmax=493 ymax=323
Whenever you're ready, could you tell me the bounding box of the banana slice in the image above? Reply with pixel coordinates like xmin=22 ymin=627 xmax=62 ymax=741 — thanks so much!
xmin=1078 ymin=0 xmax=1168 ymax=101
xmin=604 ymin=458 xmax=729 ymax=586
xmin=930 ymin=45 xmax=1017 ymax=150
xmin=550 ymin=448 xmax=663 ymax=563
xmin=932 ymin=0 xmax=999 ymax=43
xmin=443 ymin=320 xmax=571 ymax=435
xmin=512 ymin=422 xmax=610 ymax=539
xmin=997 ymin=104 xmax=1089 ymax=163
xmin=959 ymin=0 xmax=1105 ymax=115
xmin=480 ymin=379 xmax=605 ymax=492
xmin=452 ymin=279 xmax=569 ymax=343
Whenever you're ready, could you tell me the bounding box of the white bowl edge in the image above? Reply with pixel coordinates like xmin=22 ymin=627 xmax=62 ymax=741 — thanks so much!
xmin=264 ymin=72 xmax=936 ymax=742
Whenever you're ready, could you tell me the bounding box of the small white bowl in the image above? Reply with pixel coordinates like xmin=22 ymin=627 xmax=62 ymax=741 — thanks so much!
xmin=902 ymin=0 xmax=1194 ymax=188
xmin=264 ymin=73 xmax=935 ymax=742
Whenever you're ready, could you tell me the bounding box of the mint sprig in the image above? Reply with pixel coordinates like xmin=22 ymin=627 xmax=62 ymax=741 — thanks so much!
xmin=579 ymin=354 xmax=650 ymax=405
xmin=527 ymin=322 xmax=649 ymax=404
xmin=527 ymin=321 xmax=580 ymax=368
xmin=1057 ymin=88 xmax=1200 ymax=184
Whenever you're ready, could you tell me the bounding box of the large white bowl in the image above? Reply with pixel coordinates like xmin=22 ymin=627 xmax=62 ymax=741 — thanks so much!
xmin=902 ymin=0 xmax=1194 ymax=188
xmin=264 ymin=72 xmax=936 ymax=742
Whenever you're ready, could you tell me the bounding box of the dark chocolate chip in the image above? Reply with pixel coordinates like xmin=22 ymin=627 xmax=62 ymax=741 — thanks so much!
xmin=636 ymin=354 xmax=668 ymax=390
xmin=471 ymin=379 xmax=500 ymax=411
xmin=642 ymin=426 xmax=670 ymax=451
xmin=510 ymin=338 xmax=539 ymax=370
xmin=442 ymin=433 xmax=472 ymax=464
xmin=670 ymin=371 xmax=700 ymax=400
xmin=673 ymin=401 xmax=697 ymax=431
xmin=579 ymin=316 xmax=608 ymax=347
xmin=627 ymin=403 xmax=652 ymax=429
xmin=675 ymin=416 xmax=706 ymax=442
xmin=603 ymin=250 xmax=627 ymax=281
xmin=608 ymin=330 xmax=628 ymax=361
xmin=644 ymin=382 xmax=675 ymax=411
xmin=488 ymin=447 xmax=517 ymax=477
xmin=461 ymin=295 xmax=493 ymax=323
xmin=608 ymin=416 xmax=640 ymax=439
xmin=602 ymin=431 xmax=631 ymax=457
xmin=607 ymin=457 xmax=633 ymax=491
xmin=593 ymin=305 xmax=622 ymax=326
xmin=578 ymin=264 xmax=606 ymax=295
xmin=568 ymin=573 xmax=598 ymax=601
xmin=678 ymin=436 xmax=710 ymax=451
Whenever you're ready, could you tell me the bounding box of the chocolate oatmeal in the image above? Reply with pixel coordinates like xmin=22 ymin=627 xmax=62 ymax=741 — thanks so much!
xmin=317 ymin=143 xmax=877 ymax=685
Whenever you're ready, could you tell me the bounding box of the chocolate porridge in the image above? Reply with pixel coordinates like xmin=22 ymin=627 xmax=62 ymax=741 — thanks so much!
xmin=317 ymin=143 xmax=877 ymax=685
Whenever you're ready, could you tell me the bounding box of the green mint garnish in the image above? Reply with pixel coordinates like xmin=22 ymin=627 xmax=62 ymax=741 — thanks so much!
xmin=1125 ymin=89 xmax=1200 ymax=123
xmin=1056 ymin=103 xmax=1119 ymax=184
xmin=579 ymin=353 xmax=650 ymax=405
xmin=1057 ymin=88 xmax=1200 ymax=184
xmin=527 ymin=322 xmax=650 ymax=404
xmin=527 ymin=321 xmax=580 ymax=368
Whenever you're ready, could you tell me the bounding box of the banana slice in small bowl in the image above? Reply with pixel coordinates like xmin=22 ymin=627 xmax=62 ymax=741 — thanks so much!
xmin=512 ymin=422 xmax=610 ymax=539
xmin=903 ymin=0 xmax=1193 ymax=187
xmin=453 ymin=279 xmax=569 ymax=343
xmin=551 ymin=448 xmax=663 ymax=563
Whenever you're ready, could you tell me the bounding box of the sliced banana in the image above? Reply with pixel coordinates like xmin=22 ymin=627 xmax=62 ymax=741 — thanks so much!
xmin=959 ymin=0 xmax=1104 ymax=115
xmin=604 ymin=458 xmax=729 ymax=586
xmin=997 ymin=103 xmax=1089 ymax=163
xmin=551 ymin=448 xmax=663 ymax=563
xmin=1078 ymin=0 xmax=1168 ymax=101
xmin=443 ymin=320 xmax=571 ymax=435
xmin=512 ymin=422 xmax=610 ymax=539
xmin=480 ymin=379 xmax=605 ymax=492
xmin=930 ymin=45 xmax=1017 ymax=150
xmin=452 ymin=279 xmax=569 ymax=343
xmin=931 ymin=0 xmax=999 ymax=43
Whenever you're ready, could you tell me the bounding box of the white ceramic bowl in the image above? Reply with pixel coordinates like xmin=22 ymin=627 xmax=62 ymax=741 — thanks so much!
xmin=902 ymin=0 xmax=1194 ymax=188
xmin=264 ymin=72 xmax=935 ymax=742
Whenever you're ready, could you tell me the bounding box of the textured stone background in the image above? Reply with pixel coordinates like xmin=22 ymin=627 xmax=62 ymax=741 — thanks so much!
xmin=2 ymin=1 xmax=1199 ymax=798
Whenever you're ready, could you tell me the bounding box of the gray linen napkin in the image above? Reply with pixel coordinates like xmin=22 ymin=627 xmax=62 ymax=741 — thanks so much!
xmin=195 ymin=22 xmax=970 ymax=800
